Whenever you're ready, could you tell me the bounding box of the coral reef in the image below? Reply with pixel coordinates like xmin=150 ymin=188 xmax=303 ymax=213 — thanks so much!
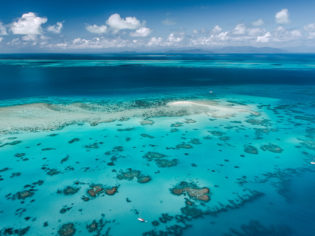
xmin=85 ymin=184 xmax=119 ymax=200
xmin=58 ymin=223 xmax=76 ymax=236
xmin=260 ymin=143 xmax=283 ymax=153
xmin=117 ymin=168 xmax=151 ymax=183
xmin=155 ymin=158 xmax=178 ymax=168
xmin=60 ymin=186 xmax=80 ymax=195
xmin=170 ymin=182 xmax=210 ymax=202
xmin=143 ymin=152 xmax=166 ymax=161
xmin=224 ymin=220 xmax=293 ymax=236
xmin=244 ymin=145 xmax=258 ymax=154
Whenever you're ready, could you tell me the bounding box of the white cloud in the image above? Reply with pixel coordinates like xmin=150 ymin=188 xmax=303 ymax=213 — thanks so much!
xmin=5 ymin=10 xmax=313 ymax=50
xmin=257 ymin=32 xmax=271 ymax=43
xmin=7 ymin=38 xmax=20 ymax=46
xmin=190 ymin=28 xmax=230 ymax=47
xmin=162 ymin=19 xmax=176 ymax=26
xmin=0 ymin=22 xmax=7 ymax=35
xmin=252 ymin=19 xmax=264 ymax=26
xmin=70 ymin=36 xmax=133 ymax=49
xmin=307 ymin=32 xmax=315 ymax=39
xmin=217 ymin=31 xmax=229 ymax=41
xmin=304 ymin=23 xmax=315 ymax=32
xmin=248 ymin=28 xmax=264 ymax=36
xmin=147 ymin=37 xmax=163 ymax=46
xmin=190 ymin=33 xmax=226 ymax=47
xmin=167 ymin=33 xmax=183 ymax=43
xmin=273 ymin=27 xmax=302 ymax=42
xmin=233 ymin=24 xmax=246 ymax=34
xmin=73 ymin=37 xmax=89 ymax=46
xmin=275 ymin=9 xmax=289 ymax=24
xmin=54 ymin=42 xmax=68 ymax=48
xmin=0 ymin=37 xmax=3 ymax=42
xmin=290 ymin=30 xmax=301 ymax=37
xmin=22 ymin=34 xmax=37 ymax=41
xmin=212 ymin=25 xmax=222 ymax=33
xmin=130 ymin=27 xmax=151 ymax=37
xmin=304 ymin=23 xmax=315 ymax=39
xmin=276 ymin=26 xmax=285 ymax=32
xmin=86 ymin=24 xmax=107 ymax=34
xmin=106 ymin=13 xmax=141 ymax=32
xmin=47 ymin=22 xmax=63 ymax=34
xmin=11 ymin=12 xmax=47 ymax=36
xmin=85 ymin=13 xmax=148 ymax=36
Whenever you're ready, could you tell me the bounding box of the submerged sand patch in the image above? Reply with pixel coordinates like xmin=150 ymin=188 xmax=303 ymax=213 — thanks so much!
xmin=0 ymin=99 xmax=254 ymax=134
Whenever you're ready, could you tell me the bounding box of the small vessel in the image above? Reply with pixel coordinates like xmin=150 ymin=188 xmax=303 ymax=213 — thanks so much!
xmin=137 ymin=217 xmax=147 ymax=223
xmin=311 ymin=161 xmax=315 ymax=165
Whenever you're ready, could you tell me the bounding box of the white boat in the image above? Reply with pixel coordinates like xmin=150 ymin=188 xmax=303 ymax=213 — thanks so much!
xmin=137 ymin=217 xmax=147 ymax=223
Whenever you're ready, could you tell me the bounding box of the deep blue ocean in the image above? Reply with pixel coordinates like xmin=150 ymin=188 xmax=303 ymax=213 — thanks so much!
xmin=1 ymin=53 xmax=315 ymax=100
xmin=0 ymin=54 xmax=314 ymax=236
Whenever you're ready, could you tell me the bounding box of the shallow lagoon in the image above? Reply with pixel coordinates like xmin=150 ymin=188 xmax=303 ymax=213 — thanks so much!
xmin=0 ymin=55 xmax=315 ymax=235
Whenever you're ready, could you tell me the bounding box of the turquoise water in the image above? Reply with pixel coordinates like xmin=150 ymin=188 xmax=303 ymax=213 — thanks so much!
xmin=0 ymin=55 xmax=315 ymax=235
xmin=1 ymin=53 xmax=315 ymax=70
xmin=1 ymin=58 xmax=315 ymax=70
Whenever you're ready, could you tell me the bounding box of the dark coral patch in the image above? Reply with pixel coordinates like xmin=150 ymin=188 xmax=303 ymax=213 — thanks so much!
xmin=171 ymin=122 xmax=184 ymax=127
xmin=170 ymin=181 xmax=210 ymax=202
xmin=17 ymin=190 xmax=34 ymax=200
xmin=137 ymin=176 xmax=151 ymax=184
xmin=87 ymin=185 xmax=105 ymax=197
xmin=244 ymin=145 xmax=258 ymax=155
xmin=68 ymin=138 xmax=80 ymax=144
xmin=261 ymin=143 xmax=283 ymax=153
xmin=117 ymin=169 xmax=140 ymax=181
xmin=15 ymin=153 xmax=25 ymax=157
xmin=58 ymin=223 xmax=76 ymax=236
xmin=190 ymin=138 xmax=201 ymax=145
xmin=246 ymin=118 xmax=270 ymax=127
xmin=61 ymin=186 xmax=80 ymax=195
xmin=42 ymin=167 xmax=60 ymax=176
xmin=209 ymin=131 xmax=224 ymax=136
xmin=85 ymin=143 xmax=100 ymax=149
xmin=105 ymin=186 xmax=118 ymax=195
xmin=86 ymin=218 xmax=111 ymax=234
xmin=155 ymin=159 xmax=178 ymax=168
xmin=0 ymin=140 xmax=22 ymax=148
xmin=86 ymin=184 xmax=119 ymax=199
xmin=225 ymin=220 xmax=293 ymax=236
xmin=60 ymin=206 xmax=72 ymax=214
xmin=60 ymin=155 xmax=69 ymax=164
xmin=117 ymin=127 xmax=134 ymax=132
xmin=1 ymin=226 xmax=30 ymax=236
xmin=41 ymin=147 xmax=56 ymax=151
xmin=141 ymin=133 xmax=155 ymax=139
xmin=181 ymin=205 xmax=203 ymax=218
xmin=143 ymin=152 xmax=166 ymax=161
xmin=184 ymin=119 xmax=196 ymax=124
xmin=176 ymin=143 xmax=193 ymax=149
xmin=117 ymin=168 xmax=151 ymax=184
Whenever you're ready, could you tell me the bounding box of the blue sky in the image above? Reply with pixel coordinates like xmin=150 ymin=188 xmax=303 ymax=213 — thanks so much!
xmin=0 ymin=0 xmax=315 ymax=52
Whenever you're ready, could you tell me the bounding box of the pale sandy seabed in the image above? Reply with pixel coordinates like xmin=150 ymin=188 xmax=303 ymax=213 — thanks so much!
xmin=0 ymin=99 xmax=253 ymax=134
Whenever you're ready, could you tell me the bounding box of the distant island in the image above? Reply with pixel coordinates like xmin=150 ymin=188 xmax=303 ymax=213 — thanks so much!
xmin=164 ymin=46 xmax=286 ymax=54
